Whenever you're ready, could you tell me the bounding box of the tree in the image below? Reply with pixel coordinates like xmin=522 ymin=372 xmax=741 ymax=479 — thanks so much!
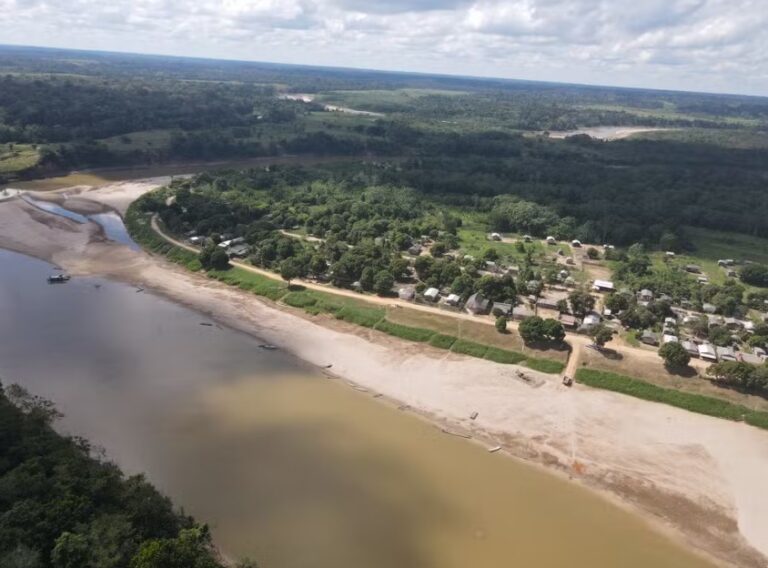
xmin=431 ymin=242 xmax=447 ymax=257
xmin=568 ymin=289 xmax=596 ymax=319
xmin=483 ymin=247 xmax=500 ymax=262
xmin=519 ymin=316 xmax=545 ymax=343
xmin=279 ymin=258 xmax=301 ymax=285
xmin=556 ymin=299 xmax=569 ymax=314
xmin=451 ymin=273 xmax=475 ymax=297
xmin=740 ymin=264 xmax=768 ymax=287
xmin=495 ymin=316 xmax=507 ymax=334
xmin=658 ymin=342 xmax=690 ymax=369
xmin=359 ymin=266 xmax=375 ymax=291
xmin=51 ymin=533 xmax=90 ymax=568
xmin=586 ymin=247 xmax=599 ymax=260
xmin=129 ymin=527 xmax=220 ymax=568
xmin=588 ymin=324 xmax=613 ymax=347
xmin=373 ymin=270 xmax=394 ymax=296
xmin=541 ymin=319 xmax=566 ymax=342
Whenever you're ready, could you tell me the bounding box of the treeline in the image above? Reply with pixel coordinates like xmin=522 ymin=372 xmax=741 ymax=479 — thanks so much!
xmin=0 ymin=381 xmax=249 ymax=568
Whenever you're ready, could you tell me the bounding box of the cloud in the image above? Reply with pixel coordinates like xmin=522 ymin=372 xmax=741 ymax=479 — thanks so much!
xmin=0 ymin=0 xmax=766 ymax=95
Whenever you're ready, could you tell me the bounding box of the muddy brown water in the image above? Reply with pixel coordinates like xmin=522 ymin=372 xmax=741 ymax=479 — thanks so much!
xmin=0 ymin=249 xmax=714 ymax=568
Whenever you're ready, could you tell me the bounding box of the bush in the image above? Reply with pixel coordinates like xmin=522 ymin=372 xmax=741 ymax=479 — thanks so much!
xmin=740 ymin=263 xmax=768 ymax=287
xmin=375 ymin=320 xmax=435 ymax=342
xmin=495 ymin=316 xmax=507 ymax=333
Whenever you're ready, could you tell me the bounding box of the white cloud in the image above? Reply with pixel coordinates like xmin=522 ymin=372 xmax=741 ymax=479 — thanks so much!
xmin=0 ymin=0 xmax=766 ymax=95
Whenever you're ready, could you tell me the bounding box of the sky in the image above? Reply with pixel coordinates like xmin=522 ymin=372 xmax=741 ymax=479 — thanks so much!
xmin=1 ymin=0 xmax=766 ymax=96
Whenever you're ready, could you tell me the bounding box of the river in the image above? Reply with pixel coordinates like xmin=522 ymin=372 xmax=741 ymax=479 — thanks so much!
xmin=0 ymin=246 xmax=715 ymax=567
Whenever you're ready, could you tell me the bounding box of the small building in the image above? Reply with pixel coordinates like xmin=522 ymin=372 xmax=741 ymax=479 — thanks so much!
xmin=664 ymin=316 xmax=677 ymax=327
xmin=189 ymin=236 xmax=204 ymax=245
xmin=665 ymin=251 xmax=676 ymax=258
xmin=424 ymin=287 xmax=440 ymax=302
xmin=724 ymin=317 xmax=743 ymax=330
xmin=491 ymin=302 xmax=513 ymax=317
xmin=593 ymin=279 xmax=614 ymax=293
xmin=738 ymin=352 xmax=763 ymax=365
xmin=716 ymin=346 xmax=737 ymax=362
xmin=685 ymin=264 xmax=702 ymax=274
xmin=726 ymin=269 xmax=738 ymax=278
xmin=638 ymin=289 xmax=654 ymax=302
xmin=445 ymin=293 xmax=461 ymax=306
xmin=398 ymin=288 xmax=415 ymax=301
xmin=408 ymin=244 xmax=423 ymax=256
xmin=559 ymin=314 xmax=578 ymax=329
xmin=707 ymin=315 xmax=724 ymax=328
xmin=744 ymin=321 xmax=756 ymax=333
xmin=662 ymin=334 xmax=679 ymax=344
xmin=465 ymin=293 xmax=490 ymax=315
xmin=227 ymin=244 xmax=250 ymax=258
xmin=697 ymin=276 xmax=709 ymax=284
xmin=640 ymin=330 xmax=659 ymax=346
xmin=581 ymin=313 xmax=601 ymax=330
xmin=571 ymin=239 xmax=582 ymax=248
xmin=754 ymin=347 xmax=767 ymax=359
xmin=698 ymin=343 xmax=718 ymax=362
xmin=490 ymin=232 xmax=502 ymax=241
xmin=681 ymin=340 xmax=699 ymax=357
xmin=546 ymin=236 xmax=557 ymax=245
xmin=522 ymin=235 xmax=533 ymax=243
xmin=717 ymin=259 xmax=735 ymax=267
xmin=536 ymin=297 xmax=560 ymax=311
xmin=512 ymin=305 xmax=535 ymax=321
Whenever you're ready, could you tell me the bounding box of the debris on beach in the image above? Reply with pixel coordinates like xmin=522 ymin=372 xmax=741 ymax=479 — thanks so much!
xmin=199 ymin=322 xmax=213 ymax=326
xmin=470 ymin=411 xmax=479 ymax=420
xmin=441 ymin=428 xmax=472 ymax=439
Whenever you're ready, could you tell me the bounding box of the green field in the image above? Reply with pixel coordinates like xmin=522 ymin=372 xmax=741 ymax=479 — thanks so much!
xmin=456 ymin=219 xmax=569 ymax=263
xmin=0 ymin=144 xmax=39 ymax=174
xmin=100 ymin=129 xmax=174 ymax=153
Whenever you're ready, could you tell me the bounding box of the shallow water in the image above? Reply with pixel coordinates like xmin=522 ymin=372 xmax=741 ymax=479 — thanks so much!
xmin=0 ymin=248 xmax=714 ymax=568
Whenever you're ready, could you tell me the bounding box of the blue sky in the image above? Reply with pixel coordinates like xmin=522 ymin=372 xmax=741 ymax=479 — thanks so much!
xmin=1 ymin=0 xmax=766 ymax=95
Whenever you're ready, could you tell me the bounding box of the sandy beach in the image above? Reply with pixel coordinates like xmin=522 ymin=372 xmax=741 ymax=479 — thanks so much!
xmin=1 ymin=180 xmax=768 ymax=567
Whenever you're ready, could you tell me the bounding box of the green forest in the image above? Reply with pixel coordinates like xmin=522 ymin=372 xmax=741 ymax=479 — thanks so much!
xmin=0 ymin=381 xmax=244 ymax=568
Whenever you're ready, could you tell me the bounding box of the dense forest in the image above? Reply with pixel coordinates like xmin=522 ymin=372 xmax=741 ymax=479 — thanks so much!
xmin=2 ymin=45 xmax=768 ymax=245
xmin=0 ymin=381 xmax=247 ymax=568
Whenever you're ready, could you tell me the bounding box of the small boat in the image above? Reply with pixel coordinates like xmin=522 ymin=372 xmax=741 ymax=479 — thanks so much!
xmin=135 ymin=287 xmax=144 ymax=293
xmin=199 ymin=322 xmax=213 ymax=327
xmin=47 ymin=274 xmax=71 ymax=284
xmin=259 ymin=344 xmax=278 ymax=350
xmin=488 ymin=446 xmax=502 ymax=453
xmin=470 ymin=411 xmax=479 ymax=420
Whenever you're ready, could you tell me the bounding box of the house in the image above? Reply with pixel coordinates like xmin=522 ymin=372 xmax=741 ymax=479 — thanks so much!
xmin=664 ymin=316 xmax=677 ymax=327
xmin=726 ymin=269 xmax=738 ymax=278
xmin=724 ymin=317 xmax=743 ymax=330
xmin=665 ymin=251 xmax=676 ymax=258
xmin=697 ymin=276 xmax=709 ymax=284
xmin=512 ymin=305 xmax=535 ymax=321
xmin=581 ymin=313 xmax=601 ymax=329
xmin=681 ymin=340 xmax=699 ymax=357
xmin=744 ymin=321 xmax=756 ymax=333
xmin=640 ymin=330 xmax=659 ymax=346
xmin=559 ymin=314 xmax=578 ymax=329
xmin=593 ymin=279 xmax=615 ymax=293
xmin=490 ymin=232 xmax=502 ymax=241
xmin=189 ymin=236 xmax=204 ymax=245
xmin=738 ymin=352 xmax=764 ymax=365
xmin=227 ymin=244 xmax=250 ymax=258
xmin=717 ymin=259 xmax=735 ymax=267
xmin=662 ymin=334 xmax=679 ymax=344
xmin=522 ymin=235 xmax=533 ymax=243
xmin=424 ymin=287 xmax=440 ymax=302
xmin=536 ymin=297 xmax=560 ymax=311
xmin=716 ymin=346 xmax=737 ymax=362
xmin=638 ymin=289 xmax=654 ymax=302
xmin=445 ymin=293 xmax=461 ymax=306
xmin=702 ymin=303 xmax=717 ymax=314
xmin=352 ymin=281 xmax=363 ymax=291
xmin=754 ymin=347 xmax=767 ymax=359
xmin=408 ymin=244 xmax=423 ymax=256
xmin=398 ymin=288 xmax=415 ymax=301
xmin=465 ymin=293 xmax=490 ymax=315
xmin=685 ymin=264 xmax=702 ymax=274
xmin=698 ymin=343 xmax=718 ymax=361
xmin=546 ymin=236 xmax=557 ymax=244
xmin=571 ymin=239 xmax=582 ymax=247
xmin=491 ymin=302 xmax=513 ymax=317
xmin=707 ymin=315 xmax=724 ymax=328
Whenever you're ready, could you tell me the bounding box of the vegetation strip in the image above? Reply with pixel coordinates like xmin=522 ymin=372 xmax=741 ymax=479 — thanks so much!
xmin=575 ymin=368 xmax=768 ymax=430
xmin=128 ymin=203 xmax=563 ymax=373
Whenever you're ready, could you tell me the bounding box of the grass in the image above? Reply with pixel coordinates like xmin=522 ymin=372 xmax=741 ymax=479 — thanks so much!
xmin=207 ymin=268 xmax=287 ymax=301
xmin=375 ymin=320 xmax=435 ymax=342
xmin=0 ymin=144 xmax=39 ymax=174
xmin=125 ymin=208 xmax=201 ymax=271
xmin=429 ymin=333 xmax=458 ymax=349
xmin=525 ymin=358 xmax=566 ymax=374
xmin=451 ymin=339 xmax=489 ymax=358
xmin=575 ymin=368 xmax=768 ymax=430
xmin=484 ymin=346 xmax=526 ymax=365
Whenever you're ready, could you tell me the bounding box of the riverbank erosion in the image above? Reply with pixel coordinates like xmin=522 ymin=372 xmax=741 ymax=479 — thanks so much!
xmin=1 ymin=181 xmax=767 ymax=567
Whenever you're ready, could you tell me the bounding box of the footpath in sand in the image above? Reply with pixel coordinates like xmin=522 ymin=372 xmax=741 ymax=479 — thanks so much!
xmin=2 ymin=180 xmax=768 ymax=568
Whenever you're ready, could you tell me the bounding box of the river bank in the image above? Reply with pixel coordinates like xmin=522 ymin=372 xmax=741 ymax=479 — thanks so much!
xmin=0 ymin=180 xmax=767 ymax=567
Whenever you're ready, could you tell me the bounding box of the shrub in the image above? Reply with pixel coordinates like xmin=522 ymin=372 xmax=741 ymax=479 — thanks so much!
xmin=495 ymin=316 xmax=507 ymax=333
xmin=658 ymin=341 xmax=690 ymax=368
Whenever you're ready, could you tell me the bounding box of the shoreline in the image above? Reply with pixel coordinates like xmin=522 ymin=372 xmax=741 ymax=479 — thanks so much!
xmin=1 ymin=181 xmax=767 ymax=567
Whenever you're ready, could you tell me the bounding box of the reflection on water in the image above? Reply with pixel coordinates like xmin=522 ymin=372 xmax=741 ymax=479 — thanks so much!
xmin=0 ymin=249 xmax=714 ymax=568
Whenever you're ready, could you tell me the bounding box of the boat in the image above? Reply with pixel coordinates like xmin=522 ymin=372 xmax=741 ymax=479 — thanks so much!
xmin=259 ymin=344 xmax=278 ymax=350
xmin=47 ymin=274 xmax=71 ymax=283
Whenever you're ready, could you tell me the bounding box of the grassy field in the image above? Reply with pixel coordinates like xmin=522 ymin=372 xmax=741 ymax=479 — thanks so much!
xmin=575 ymin=369 xmax=768 ymax=430
xmin=0 ymin=144 xmax=39 ymax=174
xmin=647 ymin=226 xmax=768 ymax=290
xmin=576 ymin=103 xmax=761 ymax=127
xmin=455 ymin=219 xmax=571 ymax=264
xmin=100 ymin=130 xmax=174 ymax=153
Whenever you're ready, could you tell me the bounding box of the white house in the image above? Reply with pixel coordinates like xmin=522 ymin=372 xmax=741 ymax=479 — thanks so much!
xmin=698 ymin=343 xmax=718 ymax=362
xmin=424 ymin=288 xmax=440 ymax=302
xmin=592 ymin=279 xmax=614 ymax=293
